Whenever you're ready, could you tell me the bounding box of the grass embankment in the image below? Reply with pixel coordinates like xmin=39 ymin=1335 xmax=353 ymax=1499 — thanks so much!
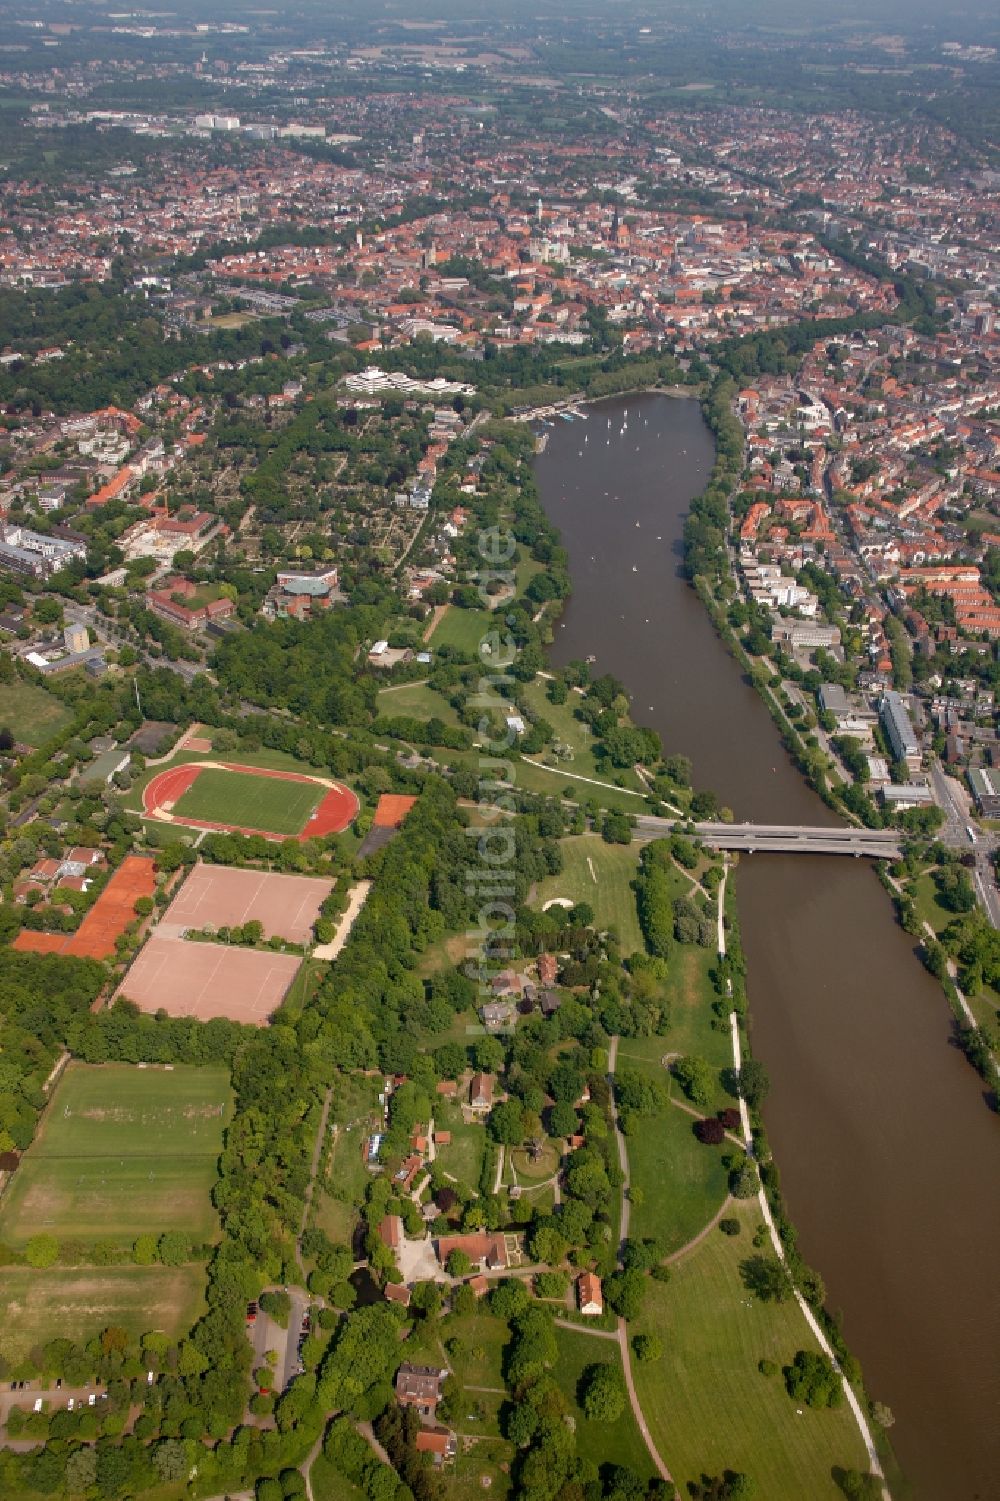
xmin=533 ymin=834 xmax=643 ymax=954
xmin=631 ymin=1201 xmax=869 ymax=1500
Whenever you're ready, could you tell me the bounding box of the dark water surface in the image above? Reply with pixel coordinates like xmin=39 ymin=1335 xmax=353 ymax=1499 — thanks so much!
xmin=534 ymin=391 xmax=1000 ymax=1500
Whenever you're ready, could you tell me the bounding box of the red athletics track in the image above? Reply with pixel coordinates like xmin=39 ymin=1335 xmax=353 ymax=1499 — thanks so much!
xmin=142 ymin=761 xmax=359 ymax=841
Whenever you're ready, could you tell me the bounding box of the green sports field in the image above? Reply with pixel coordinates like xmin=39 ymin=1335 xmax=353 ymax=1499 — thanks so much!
xmin=0 ymin=1063 xmax=232 ymax=1248
xmin=0 ymin=1265 xmax=206 ymax=1363
xmin=173 ymin=767 xmax=321 ymax=834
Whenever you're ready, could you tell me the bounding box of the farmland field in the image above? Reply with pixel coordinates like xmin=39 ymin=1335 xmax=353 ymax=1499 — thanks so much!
xmin=0 ymin=1063 xmax=232 ymax=1248
xmin=0 ymin=1265 xmax=206 ymax=1364
xmin=0 ymin=681 xmax=73 ymax=746
xmin=172 ymin=767 xmax=320 ymax=835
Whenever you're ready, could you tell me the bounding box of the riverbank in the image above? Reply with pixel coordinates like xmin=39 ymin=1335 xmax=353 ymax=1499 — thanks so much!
xmin=533 ymin=389 xmax=1000 ymax=1500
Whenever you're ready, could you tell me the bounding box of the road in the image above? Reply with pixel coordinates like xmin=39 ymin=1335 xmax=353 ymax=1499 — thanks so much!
xmin=928 ymin=761 xmax=1000 ymax=928
xmin=64 ymin=602 xmax=209 ymax=686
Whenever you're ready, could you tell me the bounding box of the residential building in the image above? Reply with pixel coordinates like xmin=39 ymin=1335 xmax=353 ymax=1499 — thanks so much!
xmin=395 ymin=1364 xmax=445 ymax=1418
xmin=469 ymin=1073 xmax=494 ymax=1112
xmin=577 ymin=1272 xmax=604 ymax=1316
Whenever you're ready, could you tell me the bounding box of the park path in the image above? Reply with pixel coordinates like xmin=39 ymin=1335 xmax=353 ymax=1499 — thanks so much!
xmin=663 ymin=1195 xmax=734 ymax=1266
xmin=607 ymin=1036 xmax=675 ymax=1488
xmin=312 ymin=880 xmax=372 ymax=961
xmin=302 ymin=1432 xmax=325 ymax=1501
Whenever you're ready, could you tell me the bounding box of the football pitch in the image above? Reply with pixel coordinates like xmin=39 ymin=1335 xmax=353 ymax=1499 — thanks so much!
xmin=0 ymin=1063 xmax=232 ymax=1248
xmin=172 ymin=767 xmax=320 ymax=835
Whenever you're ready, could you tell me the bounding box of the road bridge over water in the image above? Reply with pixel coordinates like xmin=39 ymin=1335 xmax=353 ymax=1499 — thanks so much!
xmin=634 ymin=817 xmax=902 ymax=859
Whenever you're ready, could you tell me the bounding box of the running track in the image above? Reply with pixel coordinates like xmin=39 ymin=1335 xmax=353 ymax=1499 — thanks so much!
xmin=143 ymin=761 xmax=359 ymax=842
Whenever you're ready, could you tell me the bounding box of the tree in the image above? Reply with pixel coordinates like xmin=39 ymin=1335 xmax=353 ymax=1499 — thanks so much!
xmin=784 ymin=1349 xmax=842 ymax=1409
xmin=153 ymin=1438 xmax=190 ymax=1482
xmin=26 ymin=1233 xmax=59 ymax=1268
xmin=695 ymin=1117 xmax=725 ymax=1145
xmin=157 ymin=1230 xmax=190 ymax=1266
xmin=446 ymin=1249 xmax=472 ymax=1278
xmin=64 ymin=1447 xmax=98 ymax=1491
xmin=580 ymin=1361 xmax=626 ymax=1421
xmin=730 ymin=1158 xmax=759 ymax=1200
xmin=548 ymin=1100 xmax=578 ymax=1138
xmin=632 ymin=1332 xmax=663 ymax=1362
xmin=673 ymin=1055 xmax=715 ymax=1108
xmin=734 ymin=1058 xmax=770 ymax=1110
xmin=506 ymin=1400 xmax=539 ymax=1447
xmin=488 ymin=1098 xmax=524 ymax=1145
xmin=133 ymin=1233 xmax=157 ymax=1265
xmin=474 ymin=1035 xmax=505 ymax=1072
xmin=739 ymin=1254 xmax=792 ymax=1303
xmin=604 ymin=1269 xmax=645 ymax=1321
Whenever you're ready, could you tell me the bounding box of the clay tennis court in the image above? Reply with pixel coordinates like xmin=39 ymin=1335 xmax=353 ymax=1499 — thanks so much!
xmin=143 ymin=760 xmax=358 ymax=841
xmin=159 ymin=864 xmax=332 ymax=945
xmin=13 ymin=855 xmax=157 ymax=960
xmin=373 ymin=794 xmax=418 ymax=828
xmin=115 ymin=934 xmax=300 ymax=1025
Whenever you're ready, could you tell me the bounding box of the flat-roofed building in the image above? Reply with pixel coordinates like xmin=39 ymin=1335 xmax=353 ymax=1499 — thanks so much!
xmin=880 ymin=691 xmax=921 ymax=772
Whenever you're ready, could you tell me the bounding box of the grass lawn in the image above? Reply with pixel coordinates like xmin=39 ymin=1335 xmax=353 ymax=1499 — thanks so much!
xmin=441 ymin=1442 xmax=513 ymax=1501
xmin=553 ymin=1326 xmax=653 ymax=1478
xmin=533 ymin=835 xmax=643 ymax=954
xmin=429 ymin=604 xmax=496 ymax=654
xmin=434 ymin=1111 xmax=485 ymax=1192
xmin=172 ymin=766 xmax=321 ymax=835
xmin=440 ymin=1309 xmax=509 ymax=1389
xmin=908 ymin=869 xmax=951 ymax=937
xmin=520 ymin=680 xmax=645 ymax=794
xmin=308 ymin=1455 xmax=366 ymax=1501
xmin=625 ymin=1097 xmax=731 ymax=1256
xmin=314 ymin=1119 xmax=374 ymax=1246
xmin=0 ymin=681 xmax=73 ymax=746
xmin=280 ymin=957 xmax=327 ymax=1019
xmin=376 ymin=679 xmax=461 ymax=726
xmin=0 ymin=1264 xmax=206 ymax=1364
xmin=0 ymin=1063 xmax=231 ymax=1248
xmin=621 ymin=946 xmax=732 ymax=1103
xmin=632 ymin=1200 xmax=868 ymax=1500
xmin=509 ymin=1142 xmax=560 ymax=1182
